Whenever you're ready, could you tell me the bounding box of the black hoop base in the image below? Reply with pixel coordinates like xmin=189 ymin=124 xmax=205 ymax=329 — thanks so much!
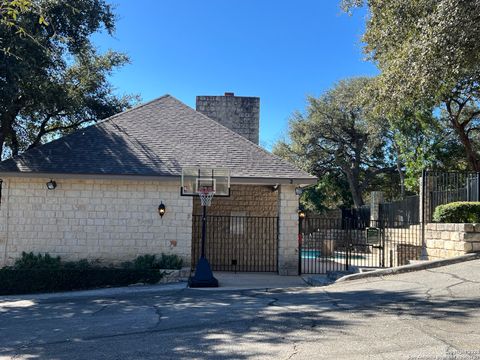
xmin=188 ymin=257 xmax=218 ymax=288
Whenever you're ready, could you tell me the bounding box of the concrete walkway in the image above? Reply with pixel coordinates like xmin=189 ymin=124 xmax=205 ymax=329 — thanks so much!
xmin=0 ymin=272 xmax=309 ymax=303
xmin=211 ymin=272 xmax=308 ymax=290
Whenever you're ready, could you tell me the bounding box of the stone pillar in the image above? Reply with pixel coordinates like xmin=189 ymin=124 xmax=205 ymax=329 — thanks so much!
xmin=370 ymin=191 xmax=384 ymax=223
xmin=277 ymin=184 xmax=299 ymax=275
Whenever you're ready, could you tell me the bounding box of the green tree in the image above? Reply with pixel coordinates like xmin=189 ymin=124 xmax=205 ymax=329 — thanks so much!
xmin=274 ymin=77 xmax=395 ymax=208
xmin=0 ymin=0 xmax=137 ymax=159
xmin=343 ymin=0 xmax=480 ymax=170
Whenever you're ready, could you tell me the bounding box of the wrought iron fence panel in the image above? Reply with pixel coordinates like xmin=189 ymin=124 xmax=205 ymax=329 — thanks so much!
xmin=299 ymin=216 xmax=423 ymax=274
xmin=379 ymin=195 xmax=420 ymax=227
xmin=425 ymin=171 xmax=480 ymax=218
xmin=192 ymin=215 xmax=278 ymax=272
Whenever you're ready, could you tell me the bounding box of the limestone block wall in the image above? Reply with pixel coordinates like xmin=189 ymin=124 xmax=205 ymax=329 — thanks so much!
xmin=384 ymin=225 xmax=421 ymax=244
xmin=0 ymin=177 xmax=192 ymax=267
xmin=193 ymin=184 xmax=278 ymax=216
xmin=426 ymin=223 xmax=480 ymax=260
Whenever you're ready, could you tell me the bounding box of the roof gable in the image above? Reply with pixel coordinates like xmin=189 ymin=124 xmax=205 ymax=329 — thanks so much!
xmin=0 ymin=95 xmax=315 ymax=182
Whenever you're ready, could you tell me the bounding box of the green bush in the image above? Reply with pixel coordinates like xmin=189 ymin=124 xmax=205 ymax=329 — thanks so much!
xmin=433 ymin=202 xmax=480 ymax=223
xmin=133 ymin=254 xmax=158 ymax=269
xmin=157 ymin=254 xmax=183 ymax=269
xmin=14 ymin=252 xmax=62 ymax=269
xmin=130 ymin=254 xmax=183 ymax=270
xmin=63 ymin=259 xmax=94 ymax=270
xmin=0 ymin=253 xmax=162 ymax=295
xmin=0 ymin=268 xmax=161 ymax=295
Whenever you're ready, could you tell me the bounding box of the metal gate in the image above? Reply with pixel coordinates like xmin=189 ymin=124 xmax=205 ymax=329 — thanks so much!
xmin=192 ymin=215 xmax=278 ymax=272
xmin=299 ymin=217 xmax=380 ymax=274
xmin=299 ymin=211 xmax=422 ymax=274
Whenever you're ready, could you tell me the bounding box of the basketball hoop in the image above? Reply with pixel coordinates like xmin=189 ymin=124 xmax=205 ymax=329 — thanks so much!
xmin=198 ymin=186 xmax=215 ymax=207
xmin=180 ymin=167 xmax=229 ymax=288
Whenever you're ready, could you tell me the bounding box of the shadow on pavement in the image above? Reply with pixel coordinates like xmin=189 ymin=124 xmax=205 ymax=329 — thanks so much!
xmin=0 ymin=287 xmax=478 ymax=359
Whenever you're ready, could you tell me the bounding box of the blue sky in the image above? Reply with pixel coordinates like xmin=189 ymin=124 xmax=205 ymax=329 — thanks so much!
xmin=94 ymin=0 xmax=377 ymax=149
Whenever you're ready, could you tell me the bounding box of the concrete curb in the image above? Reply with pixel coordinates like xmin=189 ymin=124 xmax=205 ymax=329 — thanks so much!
xmin=336 ymin=252 xmax=480 ymax=282
xmin=0 ymin=282 xmax=187 ymax=303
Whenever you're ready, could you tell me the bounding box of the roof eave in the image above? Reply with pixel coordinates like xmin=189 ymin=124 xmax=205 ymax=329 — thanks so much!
xmin=0 ymin=171 xmax=317 ymax=186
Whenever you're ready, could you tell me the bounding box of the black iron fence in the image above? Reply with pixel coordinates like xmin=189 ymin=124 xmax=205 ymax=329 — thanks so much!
xmin=299 ymin=217 xmax=422 ymax=274
xmin=192 ymin=215 xmax=278 ymax=272
xmin=341 ymin=205 xmax=371 ymax=229
xmin=425 ymin=171 xmax=480 ymax=217
xmin=379 ymin=195 xmax=420 ymax=227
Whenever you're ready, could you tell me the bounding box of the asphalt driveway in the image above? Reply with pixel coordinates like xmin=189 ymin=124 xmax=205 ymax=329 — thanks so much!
xmin=1 ymin=260 xmax=479 ymax=360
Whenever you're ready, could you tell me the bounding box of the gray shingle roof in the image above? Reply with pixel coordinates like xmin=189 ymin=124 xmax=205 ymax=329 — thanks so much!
xmin=0 ymin=95 xmax=315 ymax=182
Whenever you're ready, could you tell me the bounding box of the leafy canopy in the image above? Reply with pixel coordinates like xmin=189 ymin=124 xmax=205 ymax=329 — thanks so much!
xmin=274 ymin=77 xmax=395 ymax=208
xmin=0 ymin=0 xmax=138 ymax=159
xmin=343 ymin=0 xmax=480 ymax=170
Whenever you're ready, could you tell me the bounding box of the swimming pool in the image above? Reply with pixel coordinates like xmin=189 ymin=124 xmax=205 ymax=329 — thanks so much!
xmin=300 ymin=249 xmax=365 ymax=260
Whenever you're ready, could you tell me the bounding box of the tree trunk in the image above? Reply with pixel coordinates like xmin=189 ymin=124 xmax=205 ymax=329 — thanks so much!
xmin=344 ymin=167 xmax=364 ymax=208
xmin=1 ymin=102 xmax=22 ymax=160
xmin=0 ymin=113 xmax=14 ymax=160
xmin=451 ymin=118 xmax=480 ymax=171
xmin=396 ymin=157 xmax=405 ymax=198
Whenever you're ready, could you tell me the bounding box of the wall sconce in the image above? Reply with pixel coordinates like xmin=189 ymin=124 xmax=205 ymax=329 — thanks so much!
xmin=298 ymin=207 xmax=306 ymax=219
xmin=158 ymin=201 xmax=166 ymax=218
xmin=46 ymin=180 xmax=57 ymax=190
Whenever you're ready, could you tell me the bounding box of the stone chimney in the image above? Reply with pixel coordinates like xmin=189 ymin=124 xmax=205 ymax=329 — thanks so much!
xmin=196 ymin=92 xmax=260 ymax=144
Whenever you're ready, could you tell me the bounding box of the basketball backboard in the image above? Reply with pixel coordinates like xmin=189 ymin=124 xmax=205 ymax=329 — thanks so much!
xmin=181 ymin=168 xmax=230 ymax=197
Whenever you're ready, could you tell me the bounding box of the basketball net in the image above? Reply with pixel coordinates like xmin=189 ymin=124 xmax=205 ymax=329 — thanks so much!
xmin=198 ymin=186 xmax=215 ymax=206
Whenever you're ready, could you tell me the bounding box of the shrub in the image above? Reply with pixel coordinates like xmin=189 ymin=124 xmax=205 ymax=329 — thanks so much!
xmin=433 ymin=202 xmax=480 ymax=223
xmin=157 ymin=254 xmax=183 ymax=269
xmin=14 ymin=252 xmax=62 ymax=269
xmin=133 ymin=254 xmax=158 ymax=269
xmin=0 ymin=253 xmax=162 ymax=296
xmin=131 ymin=254 xmax=183 ymax=270
xmin=63 ymin=259 xmax=94 ymax=270
xmin=0 ymin=268 xmax=161 ymax=295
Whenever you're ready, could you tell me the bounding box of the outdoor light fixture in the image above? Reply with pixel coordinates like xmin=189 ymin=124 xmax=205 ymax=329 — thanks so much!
xmin=46 ymin=180 xmax=57 ymax=190
xmin=158 ymin=201 xmax=166 ymax=218
xmin=298 ymin=207 xmax=306 ymax=219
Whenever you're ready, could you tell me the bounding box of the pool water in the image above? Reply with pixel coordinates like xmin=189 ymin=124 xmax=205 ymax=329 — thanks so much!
xmin=301 ymin=250 xmax=365 ymax=260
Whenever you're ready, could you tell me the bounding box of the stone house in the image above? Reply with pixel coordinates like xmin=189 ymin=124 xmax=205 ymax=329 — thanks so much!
xmin=0 ymin=93 xmax=315 ymax=275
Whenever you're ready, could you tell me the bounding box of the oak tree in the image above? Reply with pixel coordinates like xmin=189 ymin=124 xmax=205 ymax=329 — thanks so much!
xmin=0 ymin=0 xmax=137 ymax=159
xmin=274 ymin=78 xmax=395 ymax=208
xmin=343 ymin=0 xmax=480 ymax=170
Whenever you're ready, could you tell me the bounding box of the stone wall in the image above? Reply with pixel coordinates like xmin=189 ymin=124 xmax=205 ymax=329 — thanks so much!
xmin=384 ymin=225 xmax=421 ymax=243
xmin=0 ymin=177 xmax=193 ymax=267
xmin=426 ymin=223 xmax=480 ymax=260
xmin=196 ymin=94 xmax=260 ymax=144
xmin=193 ymin=184 xmax=278 ymax=216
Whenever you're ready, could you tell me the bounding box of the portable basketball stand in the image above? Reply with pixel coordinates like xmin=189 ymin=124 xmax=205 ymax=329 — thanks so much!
xmin=181 ymin=168 xmax=230 ymax=288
